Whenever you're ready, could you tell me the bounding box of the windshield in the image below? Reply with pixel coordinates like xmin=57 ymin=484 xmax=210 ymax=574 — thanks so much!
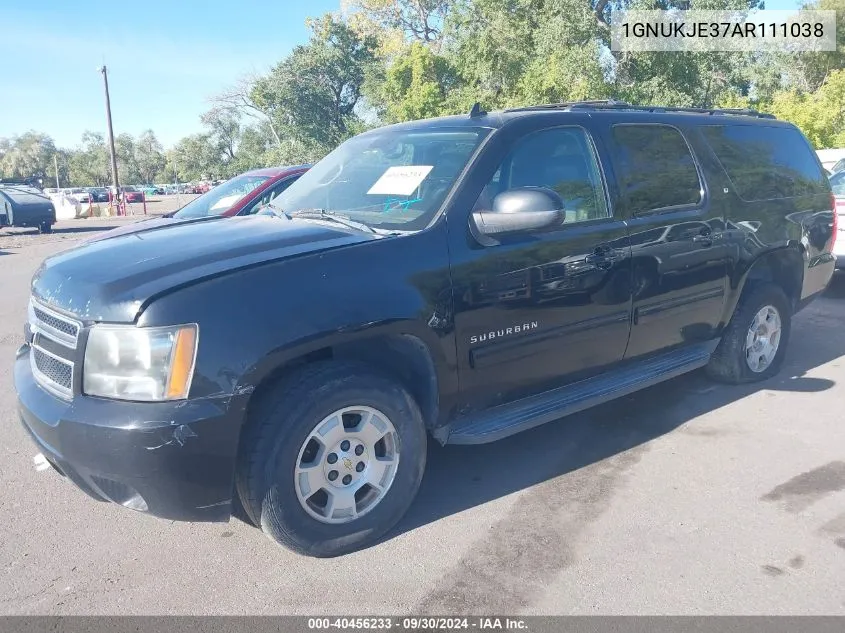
xmin=269 ymin=127 xmax=490 ymax=231
xmin=174 ymin=174 xmax=270 ymax=218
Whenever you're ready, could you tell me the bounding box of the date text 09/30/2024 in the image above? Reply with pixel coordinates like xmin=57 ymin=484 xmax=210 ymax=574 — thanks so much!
xmin=307 ymin=618 xmax=529 ymax=630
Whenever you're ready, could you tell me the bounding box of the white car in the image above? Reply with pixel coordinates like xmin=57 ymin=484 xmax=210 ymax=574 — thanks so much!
xmin=831 ymin=171 xmax=845 ymax=269
xmin=69 ymin=188 xmax=91 ymax=204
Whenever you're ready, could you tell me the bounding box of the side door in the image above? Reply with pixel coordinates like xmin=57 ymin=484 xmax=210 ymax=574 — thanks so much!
xmin=448 ymin=121 xmax=633 ymax=412
xmin=601 ymin=123 xmax=729 ymax=359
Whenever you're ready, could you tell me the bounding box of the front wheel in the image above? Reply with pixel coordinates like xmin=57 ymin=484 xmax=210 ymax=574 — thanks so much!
xmin=707 ymin=283 xmax=791 ymax=384
xmin=39 ymin=221 xmax=53 ymax=234
xmin=236 ymin=362 xmax=427 ymax=557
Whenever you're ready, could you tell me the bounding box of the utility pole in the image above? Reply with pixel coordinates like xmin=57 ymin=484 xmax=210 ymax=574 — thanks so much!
xmin=53 ymin=154 xmax=60 ymax=189
xmin=99 ymin=65 xmax=120 ymax=192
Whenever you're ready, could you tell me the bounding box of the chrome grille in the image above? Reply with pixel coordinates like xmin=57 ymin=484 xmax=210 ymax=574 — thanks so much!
xmin=32 ymin=305 xmax=79 ymax=340
xmin=28 ymin=298 xmax=80 ymax=400
xmin=32 ymin=347 xmax=73 ymax=390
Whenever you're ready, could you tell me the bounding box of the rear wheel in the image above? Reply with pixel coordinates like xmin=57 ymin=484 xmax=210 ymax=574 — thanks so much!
xmin=236 ymin=362 xmax=427 ymax=557
xmin=707 ymin=283 xmax=791 ymax=383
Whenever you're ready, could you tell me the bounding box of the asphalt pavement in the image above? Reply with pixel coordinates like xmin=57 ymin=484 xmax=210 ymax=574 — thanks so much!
xmin=1 ymin=219 xmax=844 ymax=614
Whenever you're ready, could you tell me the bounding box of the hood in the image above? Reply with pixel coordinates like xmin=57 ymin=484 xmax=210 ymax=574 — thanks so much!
xmin=84 ymin=215 xmax=197 ymax=243
xmin=32 ymin=215 xmax=377 ymax=322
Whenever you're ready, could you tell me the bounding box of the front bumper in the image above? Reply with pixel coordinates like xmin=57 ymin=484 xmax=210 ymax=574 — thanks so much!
xmin=14 ymin=344 xmax=242 ymax=522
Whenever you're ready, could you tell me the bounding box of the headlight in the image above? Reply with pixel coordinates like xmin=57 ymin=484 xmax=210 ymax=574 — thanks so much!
xmin=83 ymin=324 xmax=198 ymax=401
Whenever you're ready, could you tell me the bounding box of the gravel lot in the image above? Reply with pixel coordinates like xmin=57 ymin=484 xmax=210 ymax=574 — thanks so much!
xmin=1 ymin=220 xmax=844 ymax=615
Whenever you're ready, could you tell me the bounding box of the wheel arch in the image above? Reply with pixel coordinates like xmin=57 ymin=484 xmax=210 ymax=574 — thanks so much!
xmin=236 ymin=323 xmax=445 ymax=438
xmin=724 ymin=245 xmax=805 ymax=324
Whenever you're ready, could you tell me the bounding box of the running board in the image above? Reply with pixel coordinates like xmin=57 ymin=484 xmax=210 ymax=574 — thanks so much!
xmin=447 ymin=340 xmax=719 ymax=445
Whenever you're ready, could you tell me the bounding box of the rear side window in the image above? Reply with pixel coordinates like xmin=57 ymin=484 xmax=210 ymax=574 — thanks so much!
xmin=701 ymin=125 xmax=828 ymax=201
xmin=611 ymin=124 xmax=702 ymax=215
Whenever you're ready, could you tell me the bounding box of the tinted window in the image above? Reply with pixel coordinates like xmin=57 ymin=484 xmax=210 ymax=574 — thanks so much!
xmin=612 ymin=124 xmax=702 ymax=215
xmin=701 ymin=125 xmax=828 ymax=201
xmin=476 ymin=127 xmax=609 ymax=224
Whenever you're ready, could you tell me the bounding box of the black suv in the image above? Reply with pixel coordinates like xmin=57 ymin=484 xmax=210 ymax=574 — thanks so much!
xmin=14 ymin=102 xmax=836 ymax=557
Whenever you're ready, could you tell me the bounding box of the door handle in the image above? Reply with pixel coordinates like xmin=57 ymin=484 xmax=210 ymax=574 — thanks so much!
xmin=692 ymin=234 xmax=712 ymax=247
xmin=585 ymin=248 xmax=616 ymax=270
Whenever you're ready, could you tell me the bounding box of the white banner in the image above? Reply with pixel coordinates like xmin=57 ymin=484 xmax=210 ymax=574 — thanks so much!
xmin=611 ymin=10 xmax=837 ymax=52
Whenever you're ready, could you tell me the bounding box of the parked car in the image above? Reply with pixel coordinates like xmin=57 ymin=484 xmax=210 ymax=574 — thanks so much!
xmin=831 ymin=171 xmax=845 ymax=269
xmin=120 ymin=186 xmax=144 ymax=203
xmin=189 ymin=182 xmax=211 ymax=194
xmin=88 ymin=187 xmax=110 ymax=203
xmin=830 ymin=158 xmax=845 ymax=175
xmin=0 ymin=184 xmax=56 ymax=233
xmin=140 ymin=184 xmax=164 ymax=196
xmin=14 ymin=103 xmax=836 ymax=557
xmin=68 ymin=188 xmax=91 ymax=204
xmin=86 ymin=166 xmax=309 ymax=243
xmin=816 ymin=148 xmax=845 ymax=172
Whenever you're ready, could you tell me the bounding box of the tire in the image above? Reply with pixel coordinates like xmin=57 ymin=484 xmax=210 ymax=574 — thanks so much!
xmin=236 ymin=361 xmax=427 ymax=557
xmin=706 ymin=283 xmax=791 ymax=384
xmin=39 ymin=221 xmax=53 ymax=234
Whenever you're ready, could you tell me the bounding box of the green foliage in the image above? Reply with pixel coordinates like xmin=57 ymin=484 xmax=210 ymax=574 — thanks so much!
xmin=250 ymin=14 xmax=377 ymax=159
xmin=769 ymin=70 xmax=845 ymax=148
xmin=0 ymin=131 xmax=57 ymax=181
xmin=68 ymin=132 xmax=110 ymax=186
xmin=379 ymin=43 xmax=460 ymax=121
xmin=136 ymin=130 xmax=166 ymax=184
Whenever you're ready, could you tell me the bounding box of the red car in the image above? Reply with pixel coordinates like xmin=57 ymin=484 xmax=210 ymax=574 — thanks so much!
xmin=189 ymin=182 xmax=211 ymax=194
xmin=89 ymin=166 xmax=309 ymax=242
xmin=121 ymin=186 xmax=145 ymax=203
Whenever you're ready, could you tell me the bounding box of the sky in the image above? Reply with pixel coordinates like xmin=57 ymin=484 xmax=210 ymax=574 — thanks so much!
xmin=2 ymin=0 xmax=803 ymax=150
xmin=1 ymin=0 xmax=341 ymax=148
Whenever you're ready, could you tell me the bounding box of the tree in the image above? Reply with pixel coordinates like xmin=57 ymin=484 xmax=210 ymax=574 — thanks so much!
xmin=200 ymin=107 xmax=242 ymax=176
xmin=787 ymin=0 xmax=845 ymax=91
xmin=216 ymin=75 xmax=284 ymax=147
xmin=168 ymin=134 xmax=220 ymax=181
xmin=136 ymin=130 xmax=166 ymax=184
xmin=344 ymin=0 xmax=450 ymax=52
xmin=115 ymin=133 xmax=141 ymax=184
xmin=68 ymin=131 xmax=110 ymax=186
xmin=769 ymin=69 xmax=845 ymax=148
xmin=377 ymin=42 xmax=461 ymax=121
xmin=0 ymin=131 xmax=57 ymax=181
xmin=248 ymin=14 xmax=378 ymax=160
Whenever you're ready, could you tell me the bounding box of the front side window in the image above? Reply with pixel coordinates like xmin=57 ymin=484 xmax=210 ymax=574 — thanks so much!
xmin=611 ymin=124 xmax=702 ymax=215
xmin=475 ymin=126 xmax=609 ymax=224
xmin=174 ymin=174 xmax=270 ymax=218
xmin=701 ymin=124 xmax=829 ymax=201
xmin=269 ymin=127 xmax=490 ymax=231
xmin=244 ymin=177 xmax=298 ymax=214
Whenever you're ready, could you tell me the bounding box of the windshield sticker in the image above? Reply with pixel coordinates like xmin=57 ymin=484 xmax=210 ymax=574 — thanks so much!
xmin=367 ymin=166 xmax=433 ymax=196
xmin=382 ymin=197 xmax=422 ymax=212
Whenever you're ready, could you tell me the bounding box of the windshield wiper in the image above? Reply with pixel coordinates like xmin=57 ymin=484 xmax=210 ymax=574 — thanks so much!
xmin=289 ymin=208 xmax=375 ymax=234
xmin=257 ymin=204 xmax=291 ymax=219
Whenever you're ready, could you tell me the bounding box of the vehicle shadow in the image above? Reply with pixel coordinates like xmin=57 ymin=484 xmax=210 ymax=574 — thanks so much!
xmin=386 ymin=292 xmax=844 ymax=544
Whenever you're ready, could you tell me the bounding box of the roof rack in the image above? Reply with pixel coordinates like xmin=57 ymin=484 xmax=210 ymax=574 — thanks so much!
xmin=505 ymin=100 xmax=776 ymax=119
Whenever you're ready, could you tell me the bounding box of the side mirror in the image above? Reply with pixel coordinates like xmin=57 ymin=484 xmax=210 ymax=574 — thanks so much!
xmin=471 ymin=187 xmax=565 ymax=240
